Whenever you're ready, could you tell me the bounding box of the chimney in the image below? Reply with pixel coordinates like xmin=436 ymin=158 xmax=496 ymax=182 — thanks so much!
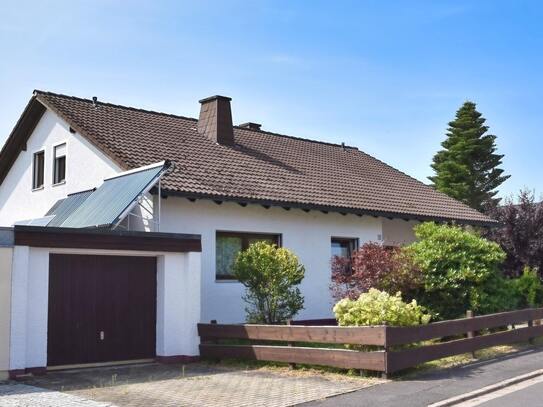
xmin=239 ymin=122 xmax=262 ymax=131
xmin=198 ymin=95 xmax=234 ymax=145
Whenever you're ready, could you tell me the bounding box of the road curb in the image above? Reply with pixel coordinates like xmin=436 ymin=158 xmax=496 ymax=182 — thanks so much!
xmin=429 ymin=368 xmax=543 ymax=406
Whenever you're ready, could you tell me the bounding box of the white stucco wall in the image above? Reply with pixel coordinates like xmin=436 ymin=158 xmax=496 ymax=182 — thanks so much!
xmin=381 ymin=218 xmax=418 ymax=246
xmin=26 ymin=248 xmax=50 ymax=368
xmin=156 ymin=252 xmax=201 ymax=357
xmin=9 ymin=247 xmax=201 ymax=371
xmin=159 ymin=198 xmax=384 ymax=323
xmin=0 ymin=109 xmax=122 ymax=227
xmin=10 ymin=245 xmax=30 ymax=370
xmin=0 ymin=247 xmax=12 ymax=379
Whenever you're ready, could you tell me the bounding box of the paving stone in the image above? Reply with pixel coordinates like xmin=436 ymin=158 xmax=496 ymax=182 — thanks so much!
xmin=11 ymin=363 xmax=374 ymax=407
xmin=70 ymin=370 xmax=366 ymax=407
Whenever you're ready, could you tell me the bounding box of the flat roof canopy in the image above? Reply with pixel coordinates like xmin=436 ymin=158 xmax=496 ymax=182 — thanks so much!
xmin=13 ymin=225 xmax=201 ymax=252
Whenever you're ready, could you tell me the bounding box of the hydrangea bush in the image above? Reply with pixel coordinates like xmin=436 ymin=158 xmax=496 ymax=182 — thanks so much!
xmin=333 ymin=288 xmax=431 ymax=327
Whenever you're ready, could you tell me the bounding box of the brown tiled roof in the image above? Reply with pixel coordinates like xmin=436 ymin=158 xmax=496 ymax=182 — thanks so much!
xmin=9 ymin=90 xmax=495 ymax=225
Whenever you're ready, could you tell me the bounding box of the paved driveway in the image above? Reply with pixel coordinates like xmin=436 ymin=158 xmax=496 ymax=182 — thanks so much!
xmin=2 ymin=362 xmax=377 ymax=407
xmin=0 ymin=383 xmax=112 ymax=407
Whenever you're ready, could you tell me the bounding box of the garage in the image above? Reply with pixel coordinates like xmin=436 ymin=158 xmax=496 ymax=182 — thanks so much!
xmin=47 ymin=254 xmax=157 ymax=366
xmin=8 ymin=226 xmax=202 ymax=377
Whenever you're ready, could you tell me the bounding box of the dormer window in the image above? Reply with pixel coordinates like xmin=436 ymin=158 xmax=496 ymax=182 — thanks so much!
xmin=53 ymin=143 xmax=66 ymax=184
xmin=32 ymin=150 xmax=44 ymax=190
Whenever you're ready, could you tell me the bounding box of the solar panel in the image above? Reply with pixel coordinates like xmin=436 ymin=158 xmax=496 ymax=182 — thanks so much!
xmin=59 ymin=161 xmax=168 ymax=228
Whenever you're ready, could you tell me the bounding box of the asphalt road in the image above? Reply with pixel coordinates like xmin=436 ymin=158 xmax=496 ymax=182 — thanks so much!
xmin=300 ymin=346 xmax=543 ymax=407
xmin=477 ymin=380 xmax=543 ymax=406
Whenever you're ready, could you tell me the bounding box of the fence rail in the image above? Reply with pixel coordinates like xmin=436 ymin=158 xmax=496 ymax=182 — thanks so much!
xmin=199 ymin=323 xmax=386 ymax=345
xmin=197 ymin=308 xmax=543 ymax=375
xmin=386 ymin=308 xmax=543 ymax=346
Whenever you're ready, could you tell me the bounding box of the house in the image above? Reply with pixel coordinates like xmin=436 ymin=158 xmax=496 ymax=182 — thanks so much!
xmin=0 ymin=90 xmax=495 ymax=377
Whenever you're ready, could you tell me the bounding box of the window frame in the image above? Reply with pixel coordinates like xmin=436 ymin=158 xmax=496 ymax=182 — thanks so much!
xmin=215 ymin=231 xmax=282 ymax=281
xmin=32 ymin=150 xmax=45 ymax=190
xmin=52 ymin=142 xmax=67 ymax=185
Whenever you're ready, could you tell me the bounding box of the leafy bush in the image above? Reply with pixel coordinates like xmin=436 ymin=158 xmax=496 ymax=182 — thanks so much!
xmin=330 ymin=242 xmax=422 ymax=301
xmin=470 ymin=273 xmax=518 ymax=316
xmin=408 ymin=222 xmax=509 ymax=320
xmin=486 ymin=189 xmax=543 ymax=278
xmin=378 ymin=249 xmax=423 ymax=300
xmin=333 ymin=288 xmax=431 ymax=327
xmin=233 ymin=241 xmax=305 ymax=324
xmin=513 ymin=267 xmax=543 ymax=308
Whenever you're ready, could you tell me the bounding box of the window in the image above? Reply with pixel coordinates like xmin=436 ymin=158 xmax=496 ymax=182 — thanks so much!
xmin=53 ymin=143 xmax=66 ymax=184
xmin=331 ymin=237 xmax=358 ymax=274
xmin=32 ymin=151 xmax=45 ymax=189
xmin=331 ymin=237 xmax=358 ymax=259
xmin=216 ymin=231 xmax=281 ymax=280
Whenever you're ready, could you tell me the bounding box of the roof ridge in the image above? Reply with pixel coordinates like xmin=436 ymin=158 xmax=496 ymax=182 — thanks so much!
xmin=35 ymin=90 xmax=358 ymax=150
xmin=34 ymin=89 xmax=199 ymax=123
xmin=235 ymin=125 xmax=359 ymax=150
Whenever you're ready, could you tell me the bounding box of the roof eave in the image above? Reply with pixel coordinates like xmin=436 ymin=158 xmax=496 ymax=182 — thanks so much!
xmin=0 ymin=96 xmax=46 ymax=185
xmin=160 ymin=189 xmax=499 ymax=228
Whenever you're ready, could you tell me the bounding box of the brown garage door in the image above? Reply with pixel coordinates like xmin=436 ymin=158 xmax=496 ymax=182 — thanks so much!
xmin=47 ymin=254 xmax=157 ymax=366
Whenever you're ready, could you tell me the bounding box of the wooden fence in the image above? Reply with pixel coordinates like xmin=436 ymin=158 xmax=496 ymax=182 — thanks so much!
xmin=198 ymin=308 xmax=543 ymax=376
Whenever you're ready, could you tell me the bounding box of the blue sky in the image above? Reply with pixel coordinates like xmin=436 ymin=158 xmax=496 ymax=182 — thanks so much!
xmin=1 ymin=0 xmax=541 ymax=199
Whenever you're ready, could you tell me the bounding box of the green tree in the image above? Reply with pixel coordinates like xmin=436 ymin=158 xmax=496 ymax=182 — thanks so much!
xmin=233 ymin=241 xmax=305 ymax=324
xmin=430 ymin=101 xmax=509 ymax=211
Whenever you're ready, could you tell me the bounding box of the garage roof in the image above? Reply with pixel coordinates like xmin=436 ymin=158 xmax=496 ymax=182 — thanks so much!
xmin=13 ymin=225 xmax=202 ymax=252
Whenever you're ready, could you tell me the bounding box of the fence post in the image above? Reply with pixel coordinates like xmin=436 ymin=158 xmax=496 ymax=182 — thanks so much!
xmin=381 ymin=324 xmax=389 ymax=380
xmin=210 ymin=320 xmax=220 ymax=363
xmin=287 ymin=319 xmax=296 ymax=369
xmin=466 ymin=310 xmax=476 ymax=358
xmin=210 ymin=320 xmax=218 ymax=344
xmin=528 ymin=319 xmax=535 ymax=345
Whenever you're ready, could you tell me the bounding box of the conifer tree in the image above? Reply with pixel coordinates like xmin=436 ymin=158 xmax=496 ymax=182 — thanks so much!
xmin=430 ymin=102 xmax=509 ymax=211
